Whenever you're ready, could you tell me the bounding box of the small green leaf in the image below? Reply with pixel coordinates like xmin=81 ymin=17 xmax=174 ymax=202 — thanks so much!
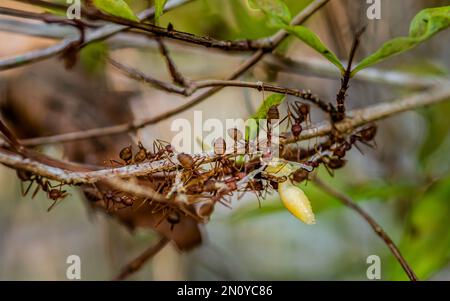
xmin=245 ymin=93 xmax=285 ymax=141
xmin=287 ymin=25 xmax=345 ymax=73
xmin=248 ymin=0 xmax=292 ymax=28
xmin=251 ymin=93 xmax=286 ymax=120
xmin=155 ymin=0 xmax=168 ymax=22
xmin=352 ymin=6 xmax=450 ymax=76
xmin=92 ymin=0 xmax=139 ymax=22
xmin=409 ymin=6 xmax=450 ymax=38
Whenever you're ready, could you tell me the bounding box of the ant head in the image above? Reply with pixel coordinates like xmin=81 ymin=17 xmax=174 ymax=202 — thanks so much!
xmin=292 ymin=123 xmax=302 ymax=137
xmin=119 ymin=145 xmax=133 ymax=162
xmin=299 ymin=103 xmax=310 ymax=116
xmin=177 ymin=153 xmax=194 ymax=168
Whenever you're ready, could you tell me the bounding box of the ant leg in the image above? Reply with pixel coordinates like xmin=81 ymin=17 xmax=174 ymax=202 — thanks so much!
xmin=23 ymin=181 xmax=34 ymax=196
xmin=47 ymin=200 xmax=59 ymax=212
xmin=32 ymin=183 xmax=41 ymax=199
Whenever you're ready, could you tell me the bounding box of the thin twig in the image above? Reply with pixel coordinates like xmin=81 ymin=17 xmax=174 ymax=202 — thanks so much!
xmin=0 ymin=0 xmax=191 ymax=70
xmin=313 ymin=177 xmax=418 ymax=281
xmin=10 ymin=1 xmax=271 ymax=52
xmin=1 ymin=0 xmax=330 ymax=141
xmin=113 ymin=236 xmax=170 ymax=280
xmin=108 ymin=58 xmax=327 ymax=106
xmin=156 ymin=38 xmax=190 ymax=86
xmin=108 ymin=58 xmax=186 ymax=94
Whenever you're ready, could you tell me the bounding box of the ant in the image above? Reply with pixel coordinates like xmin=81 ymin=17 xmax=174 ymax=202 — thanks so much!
xmin=16 ymin=169 xmax=38 ymax=196
xmin=213 ymin=138 xmax=242 ymax=178
xmin=177 ymin=153 xmax=204 ymax=173
xmin=117 ymin=141 xmax=149 ymax=165
xmin=17 ymin=170 xmax=68 ymax=211
xmin=177 ymin=152 xmax=205 ymax=184
xmin=103 ymin=190 xmax=135 ymax=212
xmin=227 ymin=128 xmax=244 ymax=155
xmin=46 ymin=185 xmax=69 ymax=212
xmin=287 ymin=101 xmax=310 ymax=139
xmin=152 ymin=139 xmax=175 ymax=161
xmin=266 ymin=105 xmax=281 ymax=149
xmin=350 ymin=125 xmax=377 ymax=148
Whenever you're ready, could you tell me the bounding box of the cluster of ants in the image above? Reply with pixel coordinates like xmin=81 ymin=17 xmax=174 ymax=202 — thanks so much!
xmin=14 ymin=94 xmax=376 ymax=230
xmin=86 ymin=98 xmax=376 ymax=229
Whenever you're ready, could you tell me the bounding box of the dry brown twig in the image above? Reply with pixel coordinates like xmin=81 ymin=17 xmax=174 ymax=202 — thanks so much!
xmin=17 ymin=85 xmax=450 ymax=146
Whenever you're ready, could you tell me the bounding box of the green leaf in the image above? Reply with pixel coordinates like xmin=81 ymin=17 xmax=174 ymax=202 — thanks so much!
xmin=352 ymin=6 xmax=450 ymax=76
xmin=286 ymin=25 xmax=345 ymax=73
xmin=387 ymin=176 xmax=450 ymax=280
xmin=246 ymin=93 xmax=285 ymax=141
xmin=155 ymin=0 xmax=168 ymax=22
xmin=251 ymin=93 xmax=286 ymax=120
xmin=248 ymin=0 xmax=292 ymax=28
xmin=92 ymin=0 xmax=139 ymax=22
xmin=80 ymin=42 xmax=109 ymax=75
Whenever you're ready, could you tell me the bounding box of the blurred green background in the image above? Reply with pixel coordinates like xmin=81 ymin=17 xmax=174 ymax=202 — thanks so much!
xmin=0 ymin=0 xmax=449 ymax=280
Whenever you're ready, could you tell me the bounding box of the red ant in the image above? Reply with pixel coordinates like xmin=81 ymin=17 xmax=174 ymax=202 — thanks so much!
xmin=287 ymin=101 xmax=310 ymax=138
xmin=102 ymin=190 xmax=135 ymax=212
xmin=350 ymin=125 xmax=377 ymax=148
xmin=16 ymin=170 xmax=68 ymax=211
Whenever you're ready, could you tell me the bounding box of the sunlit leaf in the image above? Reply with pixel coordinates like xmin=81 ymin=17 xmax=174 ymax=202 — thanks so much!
xmin=352 ymin=6 xmax=450 ymax=76
xmin=80 ymin=42 xmax=108 ymax=75
xmin=92 ymin=0 xmax=139 ymax=22
xmin=248 ymin=0 xmax=292 ymax=28
xmin=287 ymin=25 xmax=345 ymax=73
xmin=251 ymin=93 xmax=286 ymax=120
xmin=155 ymin=0 xmax=168 ymax=22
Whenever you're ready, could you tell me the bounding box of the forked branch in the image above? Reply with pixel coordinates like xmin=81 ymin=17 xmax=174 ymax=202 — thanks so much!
xmin=113 ymin=236 xmax=170 ymax=281
xmin=313 ymin=177 xmax=418 ymax=281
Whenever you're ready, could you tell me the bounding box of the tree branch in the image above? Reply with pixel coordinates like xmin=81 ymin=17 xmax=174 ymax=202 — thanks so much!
xmin=113 ymin=236 xmax=170 ymax=281
xmin=156 ymin=38 xmax=190 ymax=87
xmin=1 ymin=19 xmax=444 ymax=90
xmin=108 ymin=57 xmax=328 ymax=108
xmin=284 ymin=85 xmax=450 ymax=144
xmin=0 ymin=0 xmax=191 ymax=70
xmin=18 ymin=84 xmax=450 ymax=147
xmin=313 ymin=177 xmax=418 ymax=281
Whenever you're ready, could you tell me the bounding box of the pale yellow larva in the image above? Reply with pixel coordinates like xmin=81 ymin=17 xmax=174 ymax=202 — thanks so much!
xmin=278 ymin=181 xmax=316 ymax=225
xmin=264 ymin=159 xmax=315 ymax=224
